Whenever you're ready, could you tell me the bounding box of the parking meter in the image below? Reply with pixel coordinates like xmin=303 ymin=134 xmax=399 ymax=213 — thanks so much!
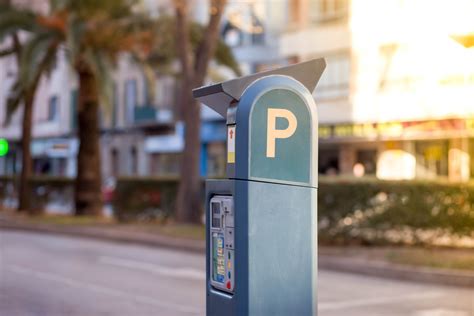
xmin=194 ymin=59 xmax=326 ymax=316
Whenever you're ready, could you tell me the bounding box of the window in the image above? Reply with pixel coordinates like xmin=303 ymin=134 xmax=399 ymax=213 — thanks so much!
xmin=288 ymin=0 xmax=301 ymax=25
xmin=112 ymin=83 xmax=118 ymax=128
xmin=130 ymin=147 xmax=137 ymax=175
xmin=111 ymin=148 xmax=119 ymax=177
xmin=33 ymin=157 xmax=66 ymax=176
xmin=309 ymin=0 xmax=349 ymax=24
xmin=313 ymin=52 xmax=350 ymax=100
xmin=222 ymin=4 xmax=265 ymax=47
xmin=4 ymin=150 xmax=16 ymax=175
xmin=207 ymin=142 xmax=226 ymax=177
xmin=124 ymin=79 xmax=137 ymax=124
xmin=155 ymin=76 xmax=175 ymax=108
xmin=356 ymin=149 xmax=377 ymax=175
xmin=319 ymin=147 xmax=339 ymax=175
xmin=48 ymin=96 xmax=59 ymax=121
xmin=150 ymin=153 xmax=181 ymax=175
xmin=70 ymin=90 xmax=78 ymax=130
xmin=415 ymin=140 xmax=449 ymax=179
xmin=470 ymin=139 xmax=474 ymax=179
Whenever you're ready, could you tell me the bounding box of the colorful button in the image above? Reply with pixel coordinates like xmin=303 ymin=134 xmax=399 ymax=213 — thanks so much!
xmin=226 ymin=281 xmax=231 ymax=289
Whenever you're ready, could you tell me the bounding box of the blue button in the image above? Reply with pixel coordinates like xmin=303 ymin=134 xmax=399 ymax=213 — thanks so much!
xmin=228 ymin=271 xmax=231 ymax=279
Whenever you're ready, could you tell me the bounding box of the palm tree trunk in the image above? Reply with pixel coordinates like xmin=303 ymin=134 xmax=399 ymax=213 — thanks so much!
xmin=15 ymin=34 xmax=55 ymax=215
xmin=74 ymin=63 xmax=103 ymax=216
xmin=17 ymin=91 xmax=33 ymax=213
xmin=175 ymin=89 xmax=202 ymax=223
xmin=174 ymin=0 xmax=227 ymax=223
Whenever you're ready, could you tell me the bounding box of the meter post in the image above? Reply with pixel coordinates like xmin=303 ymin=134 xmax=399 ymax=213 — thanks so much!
xmin=194 ymin=59 xmax=326 ymax=316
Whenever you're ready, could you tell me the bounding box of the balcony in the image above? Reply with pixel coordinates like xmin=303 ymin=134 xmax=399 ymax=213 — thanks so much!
xmin=133 ymin=105 xmax=174 ymax=126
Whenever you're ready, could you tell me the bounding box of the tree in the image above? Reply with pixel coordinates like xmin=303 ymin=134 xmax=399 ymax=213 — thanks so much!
xmin=0 ymin=2 xmax=61 ymax=214
xmin=174 ymin=0 xmax=229 ymax=223
xmin=1 ymin=0 xmax=154 ymax=216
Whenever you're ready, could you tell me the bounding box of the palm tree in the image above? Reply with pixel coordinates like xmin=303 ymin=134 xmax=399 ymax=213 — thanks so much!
xmin=144 ymin=3 xmax=239 ymax=223
xmin=0 ymin=2 xmax=62 ymax=214
xmin=1 ymin=0 xmax=154 ymax=216
xmin=1 ymin=0 xmax=238 ymax=220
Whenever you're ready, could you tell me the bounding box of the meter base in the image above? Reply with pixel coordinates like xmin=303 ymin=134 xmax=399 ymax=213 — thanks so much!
xmin=206 ymin=179 xmax=317 ymax=316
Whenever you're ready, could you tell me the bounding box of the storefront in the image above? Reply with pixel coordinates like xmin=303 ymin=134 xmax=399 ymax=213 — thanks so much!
xmin=470 ymin=139 xmax=474 ymax=179
xmin=31 ymin=138 xmax=78 ymax=177
xmin=319 ymin=118 xmax=474 ymax=182
xmin=414 ymin=140 xmax=449 ymax=179
xmin=145 ymin=130 xmax=184 ymax=176
xmin=0 ymin=140 xmax=19 ymax=176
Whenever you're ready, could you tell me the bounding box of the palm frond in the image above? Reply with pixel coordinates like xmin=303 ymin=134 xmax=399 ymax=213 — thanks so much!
xmin=18 ymin=31 xmax=59 ymax=89
xmin=4 ymin=80 xmax=22 ymax=126
xmin=64 ymin=15 xmax=85 ymax=64
xmin=0 ymin=46 xmax=16 ymax=57
xmin=83 ymin=49 xmax=114 ymax=119
xmin=131 ymin=55 xmax=156 ymax=104
xmin=0 ymin=6 xmax=37 ymax=41
xmin=215 ymin=39 xmax=241 ymax=76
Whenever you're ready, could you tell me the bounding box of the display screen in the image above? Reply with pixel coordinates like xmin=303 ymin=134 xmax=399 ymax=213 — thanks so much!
xmin=212 ymin=232 xmax=225 ymax=284
xmin=212 ymin=202 xmax=220 ymax=214
xmin=211 ymin=202 xmax=221 ymax=228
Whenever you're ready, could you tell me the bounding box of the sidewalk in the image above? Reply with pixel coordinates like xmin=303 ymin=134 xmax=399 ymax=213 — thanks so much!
xmin=0 ymin=214 xmax=205 ymax=253
xmin=1 ymin=213 xmax=473 ymax=288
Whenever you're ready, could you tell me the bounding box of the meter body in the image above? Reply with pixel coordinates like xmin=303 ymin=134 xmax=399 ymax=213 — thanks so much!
xmin=195 ymin=59 xmax=326 ymax=316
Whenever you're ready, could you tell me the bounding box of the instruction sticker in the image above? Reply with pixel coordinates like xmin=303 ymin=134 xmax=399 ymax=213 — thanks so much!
xmin=227 ymin=125 xmax=235 ymax=163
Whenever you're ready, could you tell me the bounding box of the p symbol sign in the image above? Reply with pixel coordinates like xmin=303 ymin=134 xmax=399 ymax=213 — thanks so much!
xmin=266 ymin=108 xmax=298 ymax=158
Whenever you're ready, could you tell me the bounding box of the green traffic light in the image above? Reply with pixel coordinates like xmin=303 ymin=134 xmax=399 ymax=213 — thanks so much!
xmin=0 ymin=139 xmax=9 ymax=156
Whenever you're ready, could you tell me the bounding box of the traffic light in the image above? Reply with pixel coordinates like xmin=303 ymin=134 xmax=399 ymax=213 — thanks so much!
xmin=0 ymin=139 xmax=9 ymax=157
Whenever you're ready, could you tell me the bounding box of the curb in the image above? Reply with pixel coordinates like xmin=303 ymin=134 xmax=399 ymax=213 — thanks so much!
xmin=0 ymin=220 xmax=205 ymax=253
xmin=319 ymin=255 xmax=474 ymax=288
xmin=1 ymin=220 xmax=473 ymax=288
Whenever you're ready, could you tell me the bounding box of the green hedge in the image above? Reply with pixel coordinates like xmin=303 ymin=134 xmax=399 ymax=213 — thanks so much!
xmin=318 ymin=178 xmax=474 ymax=246
xmin=2 ymin=175 xmax=474 ymax=247
xmin=0 ymin=176 xmax=74 ymax=213
xmin=113 ymin=177 xmax=474 ymax=246
xmin=113 ymin=176 xmax=181 ymax=222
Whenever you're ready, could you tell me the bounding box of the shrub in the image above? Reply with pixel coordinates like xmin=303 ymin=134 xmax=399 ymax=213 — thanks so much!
xmin=3 ymin=175 xmax=474 ymax=248
xmin=318 ymin=178 xmax=474 ymax=247
xmin=0 ymin=176 xmax=74 ymax=213
xmin=113 ymin=176 xmax=181 ymax=222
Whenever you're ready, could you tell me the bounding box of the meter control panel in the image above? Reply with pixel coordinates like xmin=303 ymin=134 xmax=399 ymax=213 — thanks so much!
xmin=210 ymin=195 xmax=234 ymax=294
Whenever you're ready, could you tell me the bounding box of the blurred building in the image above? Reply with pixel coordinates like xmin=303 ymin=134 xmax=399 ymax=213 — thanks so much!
xmin=1 ymin=0 xmax=474 ymax=183
xmin=281 ymin=0 xmax=474 ymax=182
xmin=201 ymin=0 xmax=292 ymax=177
xmin=0 ymin=2 xmax=178 ymax=179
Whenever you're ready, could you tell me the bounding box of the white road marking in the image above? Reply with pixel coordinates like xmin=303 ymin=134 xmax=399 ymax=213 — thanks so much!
xmin=413 ymin=309 xmax=470 ymax=316
xmin=99 ymin=256 xmax=205 ymax=281
xmin=319 ymin=291 xmax=444 ymax=311
xmin=8 ymin=265 xmax=201 ymax=315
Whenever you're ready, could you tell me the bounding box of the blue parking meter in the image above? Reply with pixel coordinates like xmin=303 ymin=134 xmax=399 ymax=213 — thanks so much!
xmin=194 ymin=59 xmax=326 ymax=316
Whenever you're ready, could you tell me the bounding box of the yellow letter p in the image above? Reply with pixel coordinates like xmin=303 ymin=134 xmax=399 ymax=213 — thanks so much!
xmin=266 ymin=108 xmax=298 ymax=158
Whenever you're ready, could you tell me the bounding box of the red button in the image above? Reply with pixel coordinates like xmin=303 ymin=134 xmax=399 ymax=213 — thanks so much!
xmin=226 ymin=281 xmax=231 ymax=289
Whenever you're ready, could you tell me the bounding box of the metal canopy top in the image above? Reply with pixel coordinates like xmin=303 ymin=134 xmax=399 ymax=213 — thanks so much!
xmin=193 ymin=58 xmax=326 ymax=117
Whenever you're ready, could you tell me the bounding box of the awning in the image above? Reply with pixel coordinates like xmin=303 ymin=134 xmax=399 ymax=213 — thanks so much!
xmin=144 ymin=134 xmax=184 ymax=153
xmin=31 ymin=138 xmax=78 ymax=158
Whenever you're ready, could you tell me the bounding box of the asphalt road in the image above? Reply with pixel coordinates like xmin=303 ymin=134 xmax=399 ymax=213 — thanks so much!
xmin=0 ymin=230 xmax=473 ymax=316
